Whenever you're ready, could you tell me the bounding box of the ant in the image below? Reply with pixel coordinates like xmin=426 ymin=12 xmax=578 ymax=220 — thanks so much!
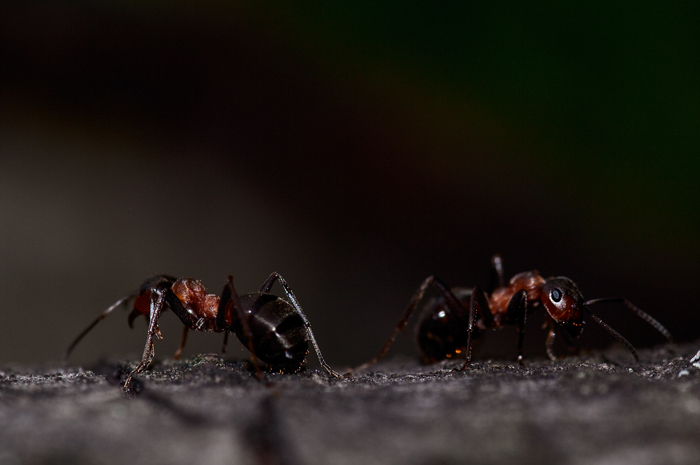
xmin=63 ymin=273 xmax=341 ymax=387
xmin=358 ymin=255 xmax=673 ymax=370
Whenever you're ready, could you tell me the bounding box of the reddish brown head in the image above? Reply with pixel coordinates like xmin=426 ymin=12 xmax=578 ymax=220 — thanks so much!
xmin=541 ymin=277 xmax=584 ymax=338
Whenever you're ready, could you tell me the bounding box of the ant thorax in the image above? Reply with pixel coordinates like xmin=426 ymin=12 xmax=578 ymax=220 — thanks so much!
xmin=489 ymin=271 xmax=546 ymax=315
xmin=171 ymin=278 xmax=221 ymax=321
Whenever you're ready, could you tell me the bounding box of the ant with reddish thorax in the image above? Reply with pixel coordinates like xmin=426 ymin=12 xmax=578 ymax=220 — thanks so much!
xmin=357 ymin=255 xmax=673 ymax=370
xmin=63 ymin=273 xmax=341 ymax=387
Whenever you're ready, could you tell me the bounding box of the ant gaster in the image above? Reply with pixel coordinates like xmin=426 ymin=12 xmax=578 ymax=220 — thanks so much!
xmin=359 ymin=255 xmax=673 ymax=370
xmin=64 ymin=273 xmax=341 ymax=387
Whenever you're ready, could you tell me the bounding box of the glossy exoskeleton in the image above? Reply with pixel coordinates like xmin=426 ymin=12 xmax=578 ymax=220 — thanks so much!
xmin=359 ymin=255 xmax=673 ymax=370
xmin=64 ymin=273 xmax=340 ymax=387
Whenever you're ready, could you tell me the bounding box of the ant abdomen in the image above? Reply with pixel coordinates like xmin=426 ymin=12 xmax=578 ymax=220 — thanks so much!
xmin=231 ymin=293 xmax=310 ymax=371
xmin=417 ymin=288 xmax=476 ymax=363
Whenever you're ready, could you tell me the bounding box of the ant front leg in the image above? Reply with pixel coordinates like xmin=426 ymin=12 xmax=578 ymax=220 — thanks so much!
xmin=260 ymin=272 xmax=341 ymax=378
xmin=159 ymin=285 xmax=209 ymax=360
xmin=544 ymin=319 xmax=580 ymax=361
xmin=124 ymin=289 xmax=166 ymax=389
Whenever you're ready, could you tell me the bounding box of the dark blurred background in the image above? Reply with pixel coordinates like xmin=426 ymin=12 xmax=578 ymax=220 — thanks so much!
xmin=1 ymin=2 xmax=698 ymax=368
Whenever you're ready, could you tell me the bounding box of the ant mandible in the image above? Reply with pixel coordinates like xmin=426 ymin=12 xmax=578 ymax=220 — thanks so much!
xmin=63 ymin=273 xmax=341 ymax=387
xmin=358 ymin=255 xmax=673 ymax=370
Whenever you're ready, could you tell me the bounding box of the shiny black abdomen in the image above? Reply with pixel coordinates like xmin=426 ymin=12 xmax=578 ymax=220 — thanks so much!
xmin=416 ymin=288 xmax=481 ymax=363
xmin=231 ymin=293 xmax=310 ymax=371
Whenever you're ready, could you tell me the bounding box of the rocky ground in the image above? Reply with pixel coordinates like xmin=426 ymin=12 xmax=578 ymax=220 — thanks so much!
xmin=1 ymin=341 xmax=699 ymax=465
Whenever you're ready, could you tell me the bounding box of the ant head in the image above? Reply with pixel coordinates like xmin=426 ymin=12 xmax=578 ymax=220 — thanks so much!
xmin=541 ymin=277 xmax=585 ymax=338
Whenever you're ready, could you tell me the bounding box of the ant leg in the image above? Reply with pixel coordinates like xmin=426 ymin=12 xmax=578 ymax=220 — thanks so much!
xmin=222 ymin=276 xmax=263 ymax=379
xmin=259 ymin=273 xmax=278 ymax=294
xmin=173 ymin=326 xmax=189 ymax=360
xmin=583 ymin=297 xmax=674 ymax=343
xmin=221 ymin=331 xmax=229 ymax=354
xmin=161 ymin=289 xmax=200 ymax=328
xmin=215 ymin=277 xmax=234 ymax=331
xmin=473 ymin=285 xmax=495 ymax=327
xmin=545 ymin=321 xmax=557 ymax=361
xmin=459 ymin=285 xmax=494 ymax=370
xmin=459 ymin=288 xmax=479 ymax=370
xmin=213 ymin=277 xmax=232 ymax=356
xmin=357 ymin=276 xmax=437 ymax=370
xmin=544 ymin=318 xmax=578 ymax=361
xmin=358 ymin=276 xmax=466 ymax=371
xmin=486 ymin=254 xmax=505 ymax=295
xmin=124 ymin=289 xmax=166 ymax=388
xmin=261 ymin=272 xmax=341 ymax=378
xmin=505 ymin=290 xmax=528 ymax=367
xmin=62 ymin=292 xmax=137 ymax=362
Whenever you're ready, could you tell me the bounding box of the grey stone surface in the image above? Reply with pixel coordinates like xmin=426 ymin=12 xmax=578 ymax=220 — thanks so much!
xmin=1 ymin=341 xmax=700 ymax=465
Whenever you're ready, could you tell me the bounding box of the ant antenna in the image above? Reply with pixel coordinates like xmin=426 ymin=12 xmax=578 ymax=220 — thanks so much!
xmin=582 ymin=306 xmax=639 ymax=363
xmin=583 ymin=297 xmax=674 ymax=343
xmin=62 ymin=293 xmax=138 ymax=362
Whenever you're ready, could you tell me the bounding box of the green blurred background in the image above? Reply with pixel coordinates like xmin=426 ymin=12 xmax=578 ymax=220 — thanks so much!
xmin=0 ymin=2 xmax=697 ymax=368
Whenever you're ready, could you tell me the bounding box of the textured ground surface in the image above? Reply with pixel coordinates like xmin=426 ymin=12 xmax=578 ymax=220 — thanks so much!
xmin=1 ymin=341 xmax=700 ymax=465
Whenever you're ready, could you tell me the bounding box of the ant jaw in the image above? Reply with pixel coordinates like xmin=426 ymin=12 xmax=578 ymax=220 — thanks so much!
xmin=560 ymin=318 xmax=585 ymax=339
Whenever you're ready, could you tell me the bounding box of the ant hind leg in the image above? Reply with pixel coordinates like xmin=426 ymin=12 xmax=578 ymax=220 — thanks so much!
xmin=221 ymin=331 xmax=229 ymax=354
xmin=261 ymin=273 xmax=341 ymax=378
xmin=358 ymin=276 xmax=466 ymax=372
xmin=221 ymin=276 xmax=264 ymax=379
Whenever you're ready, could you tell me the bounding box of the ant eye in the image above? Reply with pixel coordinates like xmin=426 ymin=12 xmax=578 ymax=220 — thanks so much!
xmin=550 ymin=289 xmax=562 ymax=303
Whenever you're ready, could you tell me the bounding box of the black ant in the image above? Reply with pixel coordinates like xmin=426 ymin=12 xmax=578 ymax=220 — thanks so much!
xmin=358 ymin=255 xmax=673 ymax=370
xmin=63 ymin=273 xmax=341 ymax=387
